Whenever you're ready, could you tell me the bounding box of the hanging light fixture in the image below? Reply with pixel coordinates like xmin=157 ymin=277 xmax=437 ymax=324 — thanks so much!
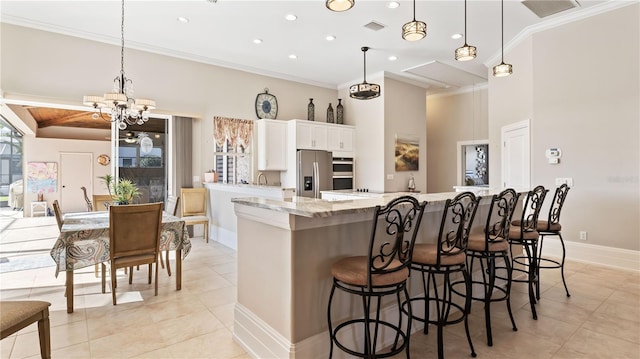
xmin=455 ymin=0 xmax=477 ymax=61
xmin=326 ymin=0 xmax=354 ymax=12
xmin=83 ymin=0 xmax=156 ymax=130
xmin=493 ymin=0 xmax=513 ymax=77
xmin=350 ymin=47 xmax=381 ymax=100
xmin=402 ymin=0 xmax=426 ymax=41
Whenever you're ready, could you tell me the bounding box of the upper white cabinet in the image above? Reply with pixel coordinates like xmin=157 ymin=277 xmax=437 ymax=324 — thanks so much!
xmin=295 ymin=121 xmax=328 ymax=150
xmin=327 ymin=126 xmax=354 ymax=153
xmin=257 ymin=119 xmax=287 ymax=170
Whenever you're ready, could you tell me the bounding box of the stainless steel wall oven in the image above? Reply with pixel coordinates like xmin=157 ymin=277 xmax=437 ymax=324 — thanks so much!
xmin=332 ymin=157 xmax=353 ymax=190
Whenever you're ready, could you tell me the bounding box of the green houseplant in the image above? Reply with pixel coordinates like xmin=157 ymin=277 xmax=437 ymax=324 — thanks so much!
xmin=112 ymin=178 xmax=140 ymax=205
xmin=98 ymin=175 xmax=140 ymax=205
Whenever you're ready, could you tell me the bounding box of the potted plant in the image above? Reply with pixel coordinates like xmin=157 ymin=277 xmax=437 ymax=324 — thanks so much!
xmin=97 ymin=174 xmax=114 ymax=197
xmin=112 ymin=178 xmax=140 ymax=205
xmin=204 ymin=169 xmax=218 ymax=183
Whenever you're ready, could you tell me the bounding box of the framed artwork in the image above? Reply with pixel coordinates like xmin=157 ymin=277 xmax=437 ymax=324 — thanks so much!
xmin=395 ymin=135 xmax=419 ymax=171
xmin=27 ymin=162 xmax=58 ymax=193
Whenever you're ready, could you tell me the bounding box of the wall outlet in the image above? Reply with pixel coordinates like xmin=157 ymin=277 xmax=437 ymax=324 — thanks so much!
xmin=579 ymin=231 xmax=588 ymax=240
xmin=386 ymin=174 xmax=394 ymax=180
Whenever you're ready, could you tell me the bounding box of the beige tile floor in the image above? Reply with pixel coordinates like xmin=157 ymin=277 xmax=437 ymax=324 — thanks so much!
xmin=1 ymin=212 xmax=639 ymax=358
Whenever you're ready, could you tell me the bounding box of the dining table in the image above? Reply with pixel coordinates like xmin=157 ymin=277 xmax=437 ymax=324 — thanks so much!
xmin=50 ymin=210 xmax=191 ymax=313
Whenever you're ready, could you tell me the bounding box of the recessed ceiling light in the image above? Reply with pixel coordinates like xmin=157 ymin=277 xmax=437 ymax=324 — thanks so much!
xmin=387 ymin=2 xmax=400 ymax=9
xmin=154 ymin=134 xmax=161 ymax=138
xmin=285 ymin=14 xmax=297 ymax=21
xmin=177 ymin=16 xmax=190 ymax=23
xmin=289 ymin=54 xmax=297 ymax=59
xmin=326 ymin=35 xmax=336 ymax=41
xmin=388 ymin=55 xmax=398 ymax=61
xmin=452 ymin=33 xmax=463 ymax=40
xmin=253 ymin=39 xmax=263 ymax=44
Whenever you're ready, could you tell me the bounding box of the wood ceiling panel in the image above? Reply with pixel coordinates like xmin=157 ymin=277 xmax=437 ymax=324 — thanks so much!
xmin=25 ymin=106 xmax=166 ymax=133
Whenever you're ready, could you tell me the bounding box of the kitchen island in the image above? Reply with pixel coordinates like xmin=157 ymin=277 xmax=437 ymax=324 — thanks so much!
xmin=204 ymin=182 xmax=295 ymax=249
xmin=231 ymin=190 xmax=517 ymax=359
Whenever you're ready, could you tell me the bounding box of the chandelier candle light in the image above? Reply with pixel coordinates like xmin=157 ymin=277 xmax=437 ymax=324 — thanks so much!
xmin=83 ymin=0 xmax=156 ymax=130
xmin=455 ymin=0 xmax=477 ymax=61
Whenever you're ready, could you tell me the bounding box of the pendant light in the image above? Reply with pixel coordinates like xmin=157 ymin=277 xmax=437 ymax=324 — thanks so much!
xmin=493 ymin=0 xmax=513 ymax=77
xmin=350 ymin=47 xmax=381 ymax=100
xmin=402 ymin=0 xmax=426 ymax=41
xmin=455 ymin=0 xmax=477 ymax=61
xmin=326 ymin=0 xmax=354 ymax=12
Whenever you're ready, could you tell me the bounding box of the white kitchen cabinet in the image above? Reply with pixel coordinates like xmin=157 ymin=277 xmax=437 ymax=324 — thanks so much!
xmin=257 ymin=119 xmax=287 ymax=170
xmin=327 ymin=125 xmax=354 ymax=153
xmin=295 ymin=121 xmax=327 ymax=150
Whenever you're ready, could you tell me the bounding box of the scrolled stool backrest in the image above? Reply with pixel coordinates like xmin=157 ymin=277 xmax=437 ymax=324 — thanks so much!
xmin=366 ymin=195 xmax=427 ymax=289
xmin=435 ymin=191 xmax=480 ymax=266
xmin=546 ymin=184 xmax=570 ymax=230
xmin=520 ymin=185 xmax=548 ymax=232
xmin=485 ymin=188 xmax=521 ymax=249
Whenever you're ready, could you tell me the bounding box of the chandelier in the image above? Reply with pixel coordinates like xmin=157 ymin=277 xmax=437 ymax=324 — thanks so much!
xmin=83 ymin=0 xmax=155 ymax=130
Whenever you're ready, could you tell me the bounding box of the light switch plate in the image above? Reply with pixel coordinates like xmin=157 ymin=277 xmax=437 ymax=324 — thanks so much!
xmin=386 ymin=174 xmax=394 ymax=180
xmin=193 ymin=175 xmax=200 ymax=183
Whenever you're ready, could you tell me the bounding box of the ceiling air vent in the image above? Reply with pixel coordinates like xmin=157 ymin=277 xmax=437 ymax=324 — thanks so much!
xmin=364 ymin=21 xmax=386 ymax=31
xmin=521 ymin=0 xmax=580 ymax=18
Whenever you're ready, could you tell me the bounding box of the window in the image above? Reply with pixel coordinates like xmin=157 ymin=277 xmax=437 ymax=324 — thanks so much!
xmin=213 ymin=117 xmax=253 ymax=184
xmin=214 ymin=140 xmax=250 ymax=184
xmin=118 ymin=145 xmax=163 ymax=168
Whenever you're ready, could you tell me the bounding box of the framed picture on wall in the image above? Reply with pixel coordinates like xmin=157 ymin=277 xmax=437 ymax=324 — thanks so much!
xmin=395 ymin=135 xmax=419 ymax=171
xmin=27 ymin=162 xmax=58 ymax=193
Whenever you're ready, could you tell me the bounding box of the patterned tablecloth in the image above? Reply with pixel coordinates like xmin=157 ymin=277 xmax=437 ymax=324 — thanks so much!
xmin=50 ymin=211 xmax=191 ymax=276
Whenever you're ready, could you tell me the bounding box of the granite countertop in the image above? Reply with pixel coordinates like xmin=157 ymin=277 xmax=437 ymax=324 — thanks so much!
xmin=231 ymin=191 xmax=504 ymax=218
xmin=204 ymin=182 xmax=295 ymax=191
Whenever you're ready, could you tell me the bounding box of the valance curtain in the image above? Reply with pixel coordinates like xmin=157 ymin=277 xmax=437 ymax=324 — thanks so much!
xmin=213 ymin=116 xmax=253 ymax=149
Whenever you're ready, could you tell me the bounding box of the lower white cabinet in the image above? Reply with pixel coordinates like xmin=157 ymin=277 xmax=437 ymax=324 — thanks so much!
xmin=257 ymin=119 xmax=287 ymax=170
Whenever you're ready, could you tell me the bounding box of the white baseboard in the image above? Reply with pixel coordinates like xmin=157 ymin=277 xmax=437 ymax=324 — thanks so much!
xmin=210 ymin=226 xmax=237 ymax=250
xmin=233 ymin=303 xmax=292 ymax=359
xmin=233 ymin=297 xmax=428 ymax=359
xmin=540 ymin=238 xmax=640 ymax=272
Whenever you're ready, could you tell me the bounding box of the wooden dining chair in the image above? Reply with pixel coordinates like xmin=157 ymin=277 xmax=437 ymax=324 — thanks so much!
xmin=92 ymin=194 xmax=113 ymax=212
xmin=180 ymin=188 xmax=209 ymax=243
xmin=106 ymin=202 xmax=163 ymax=305
xmin=160 ymin=196 xmax=180 ymax=276
xmin=0 ymin=300 xmax=51 ymax=359
xmin=52 ymin=200 xmax=63 ymax=231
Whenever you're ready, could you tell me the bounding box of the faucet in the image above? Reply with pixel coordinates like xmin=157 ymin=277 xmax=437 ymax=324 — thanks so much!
xmin=257 ymin=172 xmax=268 ymax=186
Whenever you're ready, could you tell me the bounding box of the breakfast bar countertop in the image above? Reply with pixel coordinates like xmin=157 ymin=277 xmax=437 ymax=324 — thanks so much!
xmin=231 ymin=189 xmax=505 ymax=218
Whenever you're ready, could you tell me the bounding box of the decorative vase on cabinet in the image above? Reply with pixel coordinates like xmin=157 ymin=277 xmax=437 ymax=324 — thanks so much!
xmin=327 ymin=103 xmax=334 ymax=123
xmin=307 ymin=98 xmax=315 ymax=121
xmin=336 ymin=99 xmax=344 ymax=124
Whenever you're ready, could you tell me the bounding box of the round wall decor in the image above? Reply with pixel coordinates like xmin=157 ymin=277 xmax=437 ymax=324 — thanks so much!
xmin=97 ymin=154 xmax=110 ymax=166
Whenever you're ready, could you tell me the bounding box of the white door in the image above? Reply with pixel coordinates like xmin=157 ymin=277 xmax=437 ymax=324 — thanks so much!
xmin=60 ymin=152 xmax=93 ymax=213
xmin=501 ymin=120 xmax=530 ymax=189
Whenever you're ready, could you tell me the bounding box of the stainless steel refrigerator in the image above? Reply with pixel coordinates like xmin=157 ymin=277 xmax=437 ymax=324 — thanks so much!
xmin=296 ymin=150 xmax=333 ymax=198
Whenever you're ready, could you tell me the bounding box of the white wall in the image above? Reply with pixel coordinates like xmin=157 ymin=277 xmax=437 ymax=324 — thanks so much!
xmin=340 ymin=73 xmax=385 ymax=192
xmin=383 ymin=77 xmax=427 ymax=193
xmin=22 ymin=136 xmax=111 ymax=215
xmin=1 ymin=24 xmax=337 ymax=188
xmin=427 ymin=87 xmax=488 ymax=193
xmin=488 ymin=4 xmax=640 ymax=251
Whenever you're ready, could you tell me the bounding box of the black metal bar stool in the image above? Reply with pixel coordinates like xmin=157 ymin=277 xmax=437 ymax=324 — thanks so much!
xmin=455 ymin=188 xmax=521 ymax=347
xmin=403 ymin=192 xmax=480 ymax=359
xmin=536 ymin=184 xmax=571 ymax=297
xmin=507 ymin=185 xmax=548 ymax=320
xmin=327 ymin=196 xmax=427 ymax=359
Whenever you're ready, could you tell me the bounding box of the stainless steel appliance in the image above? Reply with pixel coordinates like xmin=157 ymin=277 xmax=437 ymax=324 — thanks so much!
xmin=332 ymin=157 xmax=354 ymax=190
xmin=297 ymin=150 xmax=333 ymax=198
